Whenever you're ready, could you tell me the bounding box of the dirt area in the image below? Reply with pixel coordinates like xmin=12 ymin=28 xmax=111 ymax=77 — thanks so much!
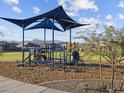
xmin=0 ymin=61 xmax=123 ymax=83
xmin=40 ymin=80 xmax=124 ymax=93
xmin=0 ymin=61 xmax=123 ymax=93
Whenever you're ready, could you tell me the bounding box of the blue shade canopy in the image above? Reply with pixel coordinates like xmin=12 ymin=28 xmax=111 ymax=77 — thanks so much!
xmin=58 ymin=19 xmax=89 ymax=30
xmin=29 ymin=6 xmax=89 ymax=30
xmin=0 ymin=6 xmax=89 ymax=30
xmin=26 ymin=19 xmax=63 ymax=31
xmin=0 ymin=17 xmax=34 ymax=28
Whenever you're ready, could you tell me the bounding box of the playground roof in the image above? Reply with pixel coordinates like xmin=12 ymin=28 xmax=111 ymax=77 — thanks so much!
xmin=28 ymin=6 xmax=89 ymax=30
xmin=0 ymin=17 xmax=32 ymax=28
xmin=0 ymin=6 xmax=89 ymax=30
xmin=26 ymin=19 xmax=63 ymax=32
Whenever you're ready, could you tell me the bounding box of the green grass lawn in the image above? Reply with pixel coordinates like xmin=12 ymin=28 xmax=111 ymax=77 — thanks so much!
xmin=0 ymin=52 xmax=104 ymax=61
xmin=0 ymin=52 xmax=28 ymax=61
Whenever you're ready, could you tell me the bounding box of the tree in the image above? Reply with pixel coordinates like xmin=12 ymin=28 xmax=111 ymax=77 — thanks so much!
xmin=75 ymin=25 xmax=104 ymax=87
xmin=75 ymin=25 xmax=124 ymax=92
xmin=101 ymin=26 xmax=124 ymax=92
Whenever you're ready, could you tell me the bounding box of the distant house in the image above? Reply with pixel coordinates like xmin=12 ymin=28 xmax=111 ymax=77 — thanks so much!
xmin=0 ymin=41 xmax=18 ymax=51
xmin=25 ymin=42 xmax=40 ymax=48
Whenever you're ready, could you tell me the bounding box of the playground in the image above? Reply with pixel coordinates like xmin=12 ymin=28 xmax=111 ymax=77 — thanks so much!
xmin=0 ymin=6 xmax=90 ymax=69
xmin=0 ymin=5 xmax=124 ymax=93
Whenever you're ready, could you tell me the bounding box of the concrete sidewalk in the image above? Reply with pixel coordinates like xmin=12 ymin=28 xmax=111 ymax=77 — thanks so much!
xmin=0 ymin=75 xmax=70 ymax=93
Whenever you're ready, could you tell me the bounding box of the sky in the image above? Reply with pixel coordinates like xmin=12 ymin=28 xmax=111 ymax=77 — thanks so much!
xmin=0 ymin=0 xmax=124 ymax=42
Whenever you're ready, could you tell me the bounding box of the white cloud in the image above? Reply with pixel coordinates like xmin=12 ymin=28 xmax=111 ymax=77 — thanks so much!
xmin=105 ymin=14 xmax=116 ymax=26
xmin=104 ymin=21 xmax=115 ymax=27
xmin=3 ymin=0 xmax=20 ymax=5
xmin=57 ymin=0 xmax=98 ymax=17
xmin=77 ymin=17 xmax=101 ymax=32
xmin=118 ymin=14 xmax=124 ymax=20
xmin=58 ymin=0 xmax=68 ymax=9
xmin=0 ymin=26 xmax=6 ymax=32
xmin=3 ymin=0 xmax=21 ymax=14
xmin=79 ymin=17 xmax=100 ymax=27
xmin=12 ymin=6 xmax=22 ymax=13
xmin=0 ymin=32 xmax=3 ymax=37
xmin=67 ymin=11 xmax=78 ymax=17
xmin=0 ymin=26 xmax=22 ymax=40
xmin=4 ymin=29 xmax=21 ymax=40
xmin=118 ymin=1 xmax=124 ymax=8
xmin=106 ymin=14 xmax=113 ymax=20
xmin=0 ymin=26 xmax=6 ymax=37
xmin=33 ymin=7 xmax=40 ymax=14
xmin=71 ymin=0 xmax=98 ymax=11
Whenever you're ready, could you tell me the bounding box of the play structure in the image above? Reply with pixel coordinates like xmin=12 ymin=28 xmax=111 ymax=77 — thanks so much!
xmin=22 ymin=42 xmax=79 ymax=68
xmin=23 ymin=47 xmax=66 ymax=67
xmin=0 ymin=6 xmax=89 ymax=69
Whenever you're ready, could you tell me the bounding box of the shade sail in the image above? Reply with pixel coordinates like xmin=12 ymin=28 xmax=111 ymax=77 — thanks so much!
xmin=58 ymin=19 xmax=89 ymax=30
xmin=0 ymin=6 xmax=89 ymax=30
xmin=26 ymin=19 xmax=63 ymax=31
xmin=0 ymin=17 xmax=33 ymax=28
xmin=25 ymin=6 xmax=89 ymax=30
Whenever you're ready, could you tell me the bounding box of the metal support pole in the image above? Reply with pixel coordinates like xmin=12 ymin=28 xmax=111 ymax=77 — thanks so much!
xmin=28 ymin=48 xmax=31 ymax=66
xmin=60 ymin=52 xmax=62 ymax=64
xmin=23 ymin=28 xmax=25 ymax=47
xmin=52 ymin=19 xmax=55 ymax=66
xmin=44 ymin=28 xmax=46 ymax=44
xmin=69 ymin=29 xmax=72 ymax=63
xmin=22 ymin=27 xmax=25 ymax=65
xmin=64 ymin=49 xmax=66 ymax=71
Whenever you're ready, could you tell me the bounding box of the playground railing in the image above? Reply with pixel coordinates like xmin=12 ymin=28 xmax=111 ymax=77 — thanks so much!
xmin=21 ymin=47 xmax=66 ymax=69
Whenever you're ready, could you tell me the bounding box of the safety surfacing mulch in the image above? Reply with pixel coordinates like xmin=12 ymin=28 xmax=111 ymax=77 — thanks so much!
xmin=0 ymin=61 xmax=123 ymax=93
